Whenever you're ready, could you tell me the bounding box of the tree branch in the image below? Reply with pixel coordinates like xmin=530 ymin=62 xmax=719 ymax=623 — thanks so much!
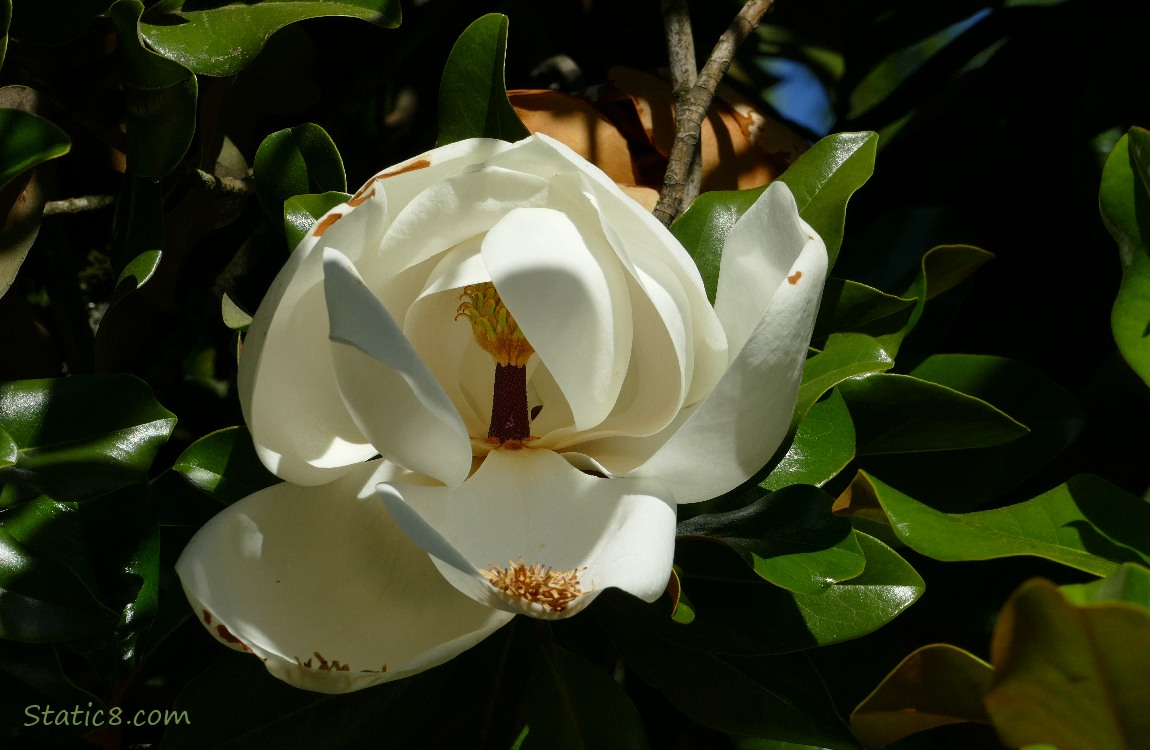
xmin=660 ymin=0 xmax=703 ymax=213
xmin=653 ymin=0 xmax=777 ymax=227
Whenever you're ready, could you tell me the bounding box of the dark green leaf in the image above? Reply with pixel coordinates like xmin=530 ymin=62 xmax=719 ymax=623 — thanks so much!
xmin=858 ymin=354 xmax=1085 ymax=512
xmin=0 ymin=641 xmax=106 ymax=741
xmin=796 ymin=333 xmax=895 ymax=422
xmin=671 ymin=132 xmax=878 ymax=302
xmin=0 ymin=0 xmax=8 ymax=71
xmin=678 ymin=485 xmax=864 ymax=594
xmin=892 ymin=243 xmax=993 ymax=355
xmin=437 ymin=13 xmax=530 ymax=145
xmin=0 ymin=107 xmax=70 ymax=188
xmin=764 ymin=388 xmax=855 ymax=491
xmin=518 ymin=645 xmax=648 ymax=750
xmin=865 ymin=472 xmax=1150 ymax=576
xmin=811 ymin=277 xmax=917 ymax=350
xmin=1110 ymin=249 xmax=1150 ymax=387
xmin=0 ymin=374 xmax=176 ymax=504
xmin=172 ymin=426 xmax=279 ymax=505
xmin=850 ymin=644 xmax=993 ymax=746
xmin=0 ymin=529 xmax=115 ymax=641
xmin=985 ymin=579 xmax=1150 ymax=750
xmin=284 ymin=191 xmax=351 ymax=249
xmin=254 ymin=123 xmax=347 ymax=224
xmin=598 ymin=593 xmax=860 ymax=749
xmin=0 ymin=425 xmax=14 ymax=467
xmin=140 ymin=0 xmax=400 ymax=77
xmin=837 ymin=372 xmax=1029 ymax=454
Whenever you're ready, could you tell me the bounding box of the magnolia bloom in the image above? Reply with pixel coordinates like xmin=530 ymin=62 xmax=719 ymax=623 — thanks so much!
xmin=177 ymin=133 xmax=827 ymax=693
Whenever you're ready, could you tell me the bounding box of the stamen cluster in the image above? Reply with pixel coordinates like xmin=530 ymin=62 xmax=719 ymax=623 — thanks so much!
xmin=455 ymin=283 xmax=534 ymax=367
xmin=481 ymin=558 xmax=587 ymax=612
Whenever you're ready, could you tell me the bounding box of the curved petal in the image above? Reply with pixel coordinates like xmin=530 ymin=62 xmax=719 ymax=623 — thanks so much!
xmin=713 ymin=181 xmax=819 ymax=356
xmin=238 ymin=190 xmax=391 ymax=485
xmin=621 ymin=218 xmax=828 ymax=502
xmin=176 ymin=461 xmax=513 ymax=694
xmin=378 ymin=448 xmax=676 ymax=620
xmin=483 ymin=207 xmax=632 ymax=431
xmin=323 ymin=249 xmax=473 ymax=487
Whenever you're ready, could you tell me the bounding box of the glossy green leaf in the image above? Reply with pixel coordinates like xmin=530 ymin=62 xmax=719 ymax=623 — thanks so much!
xmin=865 ymin=472 xmax=1150 ymax=576
xmin=519 ymin=645 xmax=648 ymax=750
xmin=221 ymin=293 xmax=253 ymax=331
xmin=438 ymin=14 xmax=530 ymax=145
xmin=173 ymin=426 xmax=279 ymax=505
xmin=672 ymin=132 xmax=877 ymax=301
xmin=892 ymin=243 xmax=994 ymax=354
xmin=284 ymin=191 xmax=351 ymax=249
xmin=1098 ymin=130 xmax=1150 ymax=385
xmin=850 ymin=644 xmax=993 ymax=745
xmin=140 ymin=0 xmax=400 ymax=77
xmin=115 ymin=248 xmax=162 ymax=293
xmin=597 ymin=594 xmax=860 ymax=749
xmin=985 ymin=578 xmax=1150 ymax=750
xmin=655 ymin=530 xmax=922 ymax=655
xmin=254 ymin=124 xmax=347 ymax=223
xmin=796 ymin=333 xmax=895 ymax=422
xmin=0 ymin=425 xmax=14 ymax=467
xmin=763 ymin=389 xmax=855 ymax=491
xmin=0 ymin=108 xmax=70 ymax=188
xmin=109 ymin=0 xmax=197 ymax=177
xmin=1061 ymin=563 xmax=1150 ymax=610
xmin=668 ymin=566 xmax=696 ymax=624
xmin=0 ymin=641 xmax=107 ymax=740
xmin=0 ymin=375 xmax=176 ymax=504
xmin=811 ymin=278 xmax=916 ymax=350
xmin=0 ymin=1 xmax=8 ymax=72
xmin=859 ymin=354 xmax=1086 ymax=512
xmin=837 ymin=372 xmax=1028 ymax=454
xmin=678 ymin=485 xmax=864 ymax=594
xmin=777 ymin=131 xmax=878 ymax=268
xmin=0 ymin=529 xmax=115 ymax=642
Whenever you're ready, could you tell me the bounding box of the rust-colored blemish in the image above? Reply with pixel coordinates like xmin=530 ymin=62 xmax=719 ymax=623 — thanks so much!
xmin=347 ymin=185 xmax=377 ymax=207
xmin=202 ymin=610 xmax=212 ymax=625
xmin=216 ymin=624 xmax=252 ymax=652
xmin=787 ymin=271 xmax=802 ymax=285
xmin=313 ymin=212 xmax=342 ymax=237
xmin=379 ymin=158 xmax=431 ymax=179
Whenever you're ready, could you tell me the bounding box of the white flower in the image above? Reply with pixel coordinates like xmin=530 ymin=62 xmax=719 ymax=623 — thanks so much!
xmin=177 ymin=134 xmax=827 ymax=693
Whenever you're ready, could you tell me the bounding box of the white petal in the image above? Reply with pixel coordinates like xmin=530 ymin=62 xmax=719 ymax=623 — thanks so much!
xmin=176 ymin=461 xmax=513 ymax=694
xmin=323 ymin=249 xmax=473 ymax=487
xmin=238 ymin=192 xmax=391 ymax=486
xmin=378 ymin=448 xmax=676 ymax=620
xmin=482 ymin=207 xmax=632 ymax=431
xmin=714 ymin=181 xmax=820 ymax=357
xmin=622 ymin=217 xmax=828 ymax=502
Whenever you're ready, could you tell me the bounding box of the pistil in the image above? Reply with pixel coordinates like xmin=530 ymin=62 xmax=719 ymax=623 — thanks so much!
xmin=456 ymin=283 xmax=535 ymax=445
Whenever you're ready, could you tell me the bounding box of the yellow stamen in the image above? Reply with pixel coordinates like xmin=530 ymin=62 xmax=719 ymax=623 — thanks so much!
xmin=456 ymin=283 xmax=534 ymax=367
xmin=480 ymin=558 xmax=587 ymax=612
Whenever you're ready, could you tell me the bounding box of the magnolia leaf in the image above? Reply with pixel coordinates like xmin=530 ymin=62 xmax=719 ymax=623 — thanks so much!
xmin=140 ymin=0 xmax=401 ymax=77
xmin=763 ymin=388 xmax=855 ymax=491
xmin=850 ymin=644 xmax=993 ymax=745
xmin=173 ymin=426 xmax=279 ymax=505
xmin=284 ymin=191 xmax=351 ymax=249
xmin=985 ymin=579 xmax=1150 ymax=750
xmin=864 ymin=472 xmax=1150 ymax=575
xmin=811 ymin=277 xmax=916 ymax=350
xmin=254 ymin=123 xmax=347 ymax=224
xmin=678 ymin=485 xmax=864 ymax=594
xmin=222 ymin=293 xmax=254 ymax=331
xmin=438 ymin=14 xmax=530 ymax=145
xmin=0 ymin=107 xmax=69 ymax=188
xmin=1061 ymin=563 xmax=1150 ymax=610
xmin=795 ymin=333 xmax=894 ymax=422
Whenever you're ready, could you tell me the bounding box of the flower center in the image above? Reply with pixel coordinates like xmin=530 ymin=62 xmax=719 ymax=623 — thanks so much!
xmin=456 ymin=283 xmax=535 ymax=444
xmin=481 ymin=558 xmax=587 ymax=612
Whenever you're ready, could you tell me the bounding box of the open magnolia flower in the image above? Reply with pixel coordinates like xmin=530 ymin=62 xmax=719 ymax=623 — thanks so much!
xmin=177 ymin=133 xmax=827 ymax=693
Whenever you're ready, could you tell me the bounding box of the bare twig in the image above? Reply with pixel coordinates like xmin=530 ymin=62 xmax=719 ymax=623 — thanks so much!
xmin=192 ymin=168 xmax=253 ymax=197
xmin=653 ymin=0 xmax=777 ymax=226
xmin=660 ymin=0 xmax=703 ymax=211
xmin=43 ymin=195 xmax=116 ymax=215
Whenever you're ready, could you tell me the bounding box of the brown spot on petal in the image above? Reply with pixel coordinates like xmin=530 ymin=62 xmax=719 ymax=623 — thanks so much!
xmin=788 ymin=271 xmax=802 ymax=285
xmin=216 ymin=624 xmax=252 ymax=653
xmin=378 ymin=158 xmax=431 ymax=179
xmin=313 ymin=213 xmax=342 ymax=237
xmin=347 ymin=185 xmax=376 ymax=207
xmin=202 ymin=610 xmax=212 ymax=625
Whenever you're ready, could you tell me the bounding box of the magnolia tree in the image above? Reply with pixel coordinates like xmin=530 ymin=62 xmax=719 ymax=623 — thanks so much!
xmin=1 ymin=1 xmax=1148 ymax=749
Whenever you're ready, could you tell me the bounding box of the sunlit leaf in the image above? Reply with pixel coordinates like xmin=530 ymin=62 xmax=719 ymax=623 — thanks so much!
xmin=254 ymin=123 xmax=347 ymax=224
xmin=173 ymin=426 xmax=279 ymax=505
xmin=140 ymin=0 xmax=401 ymax=77
xmin=438 ymin=14 xmax=529 ymax=145
xmin=850 ymin=644 xmax=993 ymax=745
xmin=763 ymin=389 xmax=855 ymax=491
xmin=795 ymin=333 xmax=894 ymax=422
xmin=284 ymin=191 xmax=351 ymax=249
xmin=678 ymin=485 xmax=864 ymax=594
xmin=864 ymin=472 xmax=1150 ymax=575
xmin=0 ymin=108 xmax=69 ymax=188
xmin=985 ymin=578 xmax=1150 ymax=750
xmin=1061 ymin=563 xmax=1150 ymax=611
